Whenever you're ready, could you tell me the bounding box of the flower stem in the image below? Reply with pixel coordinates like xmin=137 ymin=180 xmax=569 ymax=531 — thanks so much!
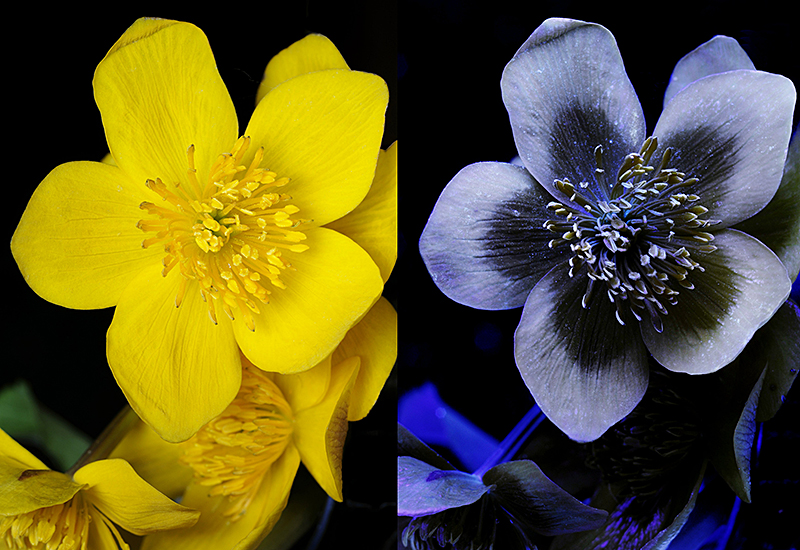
xmin=473 ymin=403 xmax=544 ymax=478
xmin=66 ymin=405 xmax=138 ymax=476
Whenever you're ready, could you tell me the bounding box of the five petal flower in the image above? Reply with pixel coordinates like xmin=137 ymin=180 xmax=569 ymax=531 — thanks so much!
xmin=0 ymin=429 xmax=198 ymax=550
xmin=419 ymin=18 xmax=796 ymax=441
xmin=11 ymin=19 xmax=391 ymax=443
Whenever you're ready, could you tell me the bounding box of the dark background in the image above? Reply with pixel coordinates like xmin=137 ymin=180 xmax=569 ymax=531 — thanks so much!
xmin=4 ymin=3 xmax=397 ymax=549
xmin=397 ymin=1 xmax=798 ymax=549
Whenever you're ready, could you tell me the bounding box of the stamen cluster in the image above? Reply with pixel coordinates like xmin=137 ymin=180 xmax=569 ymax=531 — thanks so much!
xmin=180 ymin=364 xmax=294 ymax=520
xmin=1 ymin=494 xmax=90 ymax=550
xmin=137 ymin=136 xmax=309 ymax=330
xmin=544 ymin=137 xmax=719 ymax=332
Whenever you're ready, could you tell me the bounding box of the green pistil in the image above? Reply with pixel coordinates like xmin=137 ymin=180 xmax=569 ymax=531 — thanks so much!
xmin=544 ymin=137 xmax=720 ymax=332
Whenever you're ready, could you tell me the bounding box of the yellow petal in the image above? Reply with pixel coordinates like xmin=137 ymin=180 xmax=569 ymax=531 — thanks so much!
xmin=332 ymin=296 xmax=397 ymax=421
xmin=293 ymin=356 xmax=360 ymax=501
xmin=109 ymin=419 xmax=191 ymax=500
xmin=263 ymin=354 xmax=332 ymax=414
xmin=140 ymin=445 xmax=301 ymax=550
xmin=11 ymin=161 xmax=162 ymax=309
xmin=0 ymin=430 xmax=83 ymax=515
xmin=256 ymin=34 xmax=350 ymax=102
xmin=326 ymin=141 xmax=397 ymax=284
xmin=244 ymin=69 xmax=388 ymax=226
xmin=233 ymin=227 xmax=382 ymax=374
xmin=88 ymin=507 xmax=131 ymax=550
xmin=107 ymin=264 xmax=241 ymax=443
xmin=94 ymin=18 xmax=238 ymax=197
xmin=73 ymin=458 xmax=199 ymax=535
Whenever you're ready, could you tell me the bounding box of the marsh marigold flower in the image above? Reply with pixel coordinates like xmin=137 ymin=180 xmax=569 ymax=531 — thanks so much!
xmin=11 ymin=19 xmax=392 ymax=443
xmin=0 ymin=429 xmax=198 ymax=550
xmin=419 ymin=18 xmax=796 ymax=442
xmin=110 ymin=295 xmax=397 ymax=550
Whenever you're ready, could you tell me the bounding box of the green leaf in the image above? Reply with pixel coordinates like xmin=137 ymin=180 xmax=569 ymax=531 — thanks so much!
xmin=0 ymin=380 xmax=91 ymax=471
xmin=398 ymin=456 xmax=489 ymax=516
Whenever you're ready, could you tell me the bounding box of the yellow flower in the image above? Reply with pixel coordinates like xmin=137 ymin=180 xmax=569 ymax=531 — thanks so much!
xmin=0 ymin=429 xmax=199 ymax=550
xmin=11 ymin=19 xmax=391 ymax=443
xmin=111 ymin=297 xmax=397 ymax=550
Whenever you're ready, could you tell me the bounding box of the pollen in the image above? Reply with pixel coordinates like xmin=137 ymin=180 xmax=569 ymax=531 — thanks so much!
xmin=545 ymin=137 xmax=720 ymax=333
xmin=180 ymin=363 xmax=294 ymax=521
xmin=1 ymin=493 xmax=90 ymax=550
xmin=137 ymin=136 xmax=309 ymax=329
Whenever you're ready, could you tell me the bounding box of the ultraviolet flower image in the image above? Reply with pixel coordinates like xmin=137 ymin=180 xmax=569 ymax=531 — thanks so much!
xmin=419 ymin=18 xmax=797 ymax=442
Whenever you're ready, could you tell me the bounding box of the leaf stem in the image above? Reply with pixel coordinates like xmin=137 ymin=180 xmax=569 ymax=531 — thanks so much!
xmin=65 ymin=405 xmax=138 ymax=476
xmin=473 ymin=403 xmax=544 ymax=478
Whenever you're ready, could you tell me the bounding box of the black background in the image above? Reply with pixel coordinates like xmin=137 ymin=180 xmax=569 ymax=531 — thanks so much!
xmin=4 ymin=3 xmax=397 ymax=549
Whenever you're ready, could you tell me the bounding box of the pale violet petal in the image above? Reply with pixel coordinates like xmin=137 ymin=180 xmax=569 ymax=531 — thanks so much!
xmin=664 ymin=36 xmax=755 ymax=107
xmin=641 ymin=229 xmax=791 ymax=374
xmin=514 ymin=261 xmax=650 ymax=442
xmin=653 ymin=70 xmax=796 ymax=227
xmin=420 ymin=162 xmax=567 ymax=310
xmin=501 ymin=18 xmax=645 ymax=204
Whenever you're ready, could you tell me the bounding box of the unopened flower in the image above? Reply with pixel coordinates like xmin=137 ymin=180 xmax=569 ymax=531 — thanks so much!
xmin=419 ymin=19 xmax=796 ymax=441
xmin=11 ymin=19 xmax=391 ymax=442
xmin=0 ymin=429 xmax=198 ymax=550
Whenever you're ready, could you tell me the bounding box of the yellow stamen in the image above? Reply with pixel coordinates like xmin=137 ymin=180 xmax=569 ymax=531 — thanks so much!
xmin=180 ymin=364 xmax=294 ymax=520
xmin=1 ymin=493 xmax=91 ymax=550
xmin=136 ymin=136 xmax=309 ymax=328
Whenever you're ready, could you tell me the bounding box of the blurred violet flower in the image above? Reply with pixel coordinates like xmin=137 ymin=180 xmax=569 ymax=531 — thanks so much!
xmin=420 ymin=19 xmax=797 ymax=442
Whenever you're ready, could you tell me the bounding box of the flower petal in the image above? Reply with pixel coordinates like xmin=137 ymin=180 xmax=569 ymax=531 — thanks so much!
xmin=0 ymin=432 xmax=82 ymax=516
xmin=514 ymin=262 xmax=650 ymax=442
xmin=641 ymin=229 xmax=791 ymax=374
xmin=332 ymin=296 xmax=397 ymax=421
xmin=257 ymin=34 xmax=349 ymax=102
xmin=245 ymin=70 xmax=388 ymax=227
xmin=73 ymin=458 xmax=199 ymax=535
xmin=654 ymin=70 xmax=796 ymax=226
xmin=397 ymin=456 xmax=488 ymax=517
xmin=326 ymin=141 xmax=398 ymax=284
xmin=269 ymin=354 xmax=332 ymax=414
xmin=233 ymin=227 xmax=383 ymax=374
xmin=292 ymin=356 xmax=360 ymax=501
xmin=420 ymin=161 xmax=567 ymax=310
xmin=107 ymin=265 xmax=242 ymax=443
xmin=734 ymin=127 xmax=800 ymax=282
xmin=109 ymin=419 xmax=192 ymax=500
xmin=11 ymin=161 xmax=161 ymax=309
xmin=140 ymin=446 xmax=301 ymax=550
xmin=94 ymin=18 xmax=238 ymax=194
xmin=664 ymin=35 xmax=755 ymax=107
xmin=501 ymin=18 xmax=645 ymax=203
xmin=483 ymin=460 xmax=608 ymax=536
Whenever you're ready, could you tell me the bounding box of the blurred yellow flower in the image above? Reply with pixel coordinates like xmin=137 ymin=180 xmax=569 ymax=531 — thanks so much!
xmin=0 ymin=429 xmax=198 ymax=550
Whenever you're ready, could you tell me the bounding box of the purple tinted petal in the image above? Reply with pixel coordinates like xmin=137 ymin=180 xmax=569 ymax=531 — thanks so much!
xmin=641 ymin=229 xmax=791 ymax=374
xmin=654 ymin=70 xmax=796 ymax=227
xmin=501 ymin=18 xmax=645 ymax=204
xmin=664 ymin=36 xmax=755 ymax=107
xmin=420 ymin=162 xmax=567 ymax=310
xmin=514 ymin=261 xmax=649 ymax=442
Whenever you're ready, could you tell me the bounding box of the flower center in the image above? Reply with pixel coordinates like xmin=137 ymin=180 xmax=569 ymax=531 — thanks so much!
xmin=1 ymin=493 xmax=90 ymax=550
xmin=137 ymin=136 xmax=309 ymax=330
xmin=544 ymin=137 xmax=719 ymax=332
xmin=180 ymin=363 xmax=294 ymax=521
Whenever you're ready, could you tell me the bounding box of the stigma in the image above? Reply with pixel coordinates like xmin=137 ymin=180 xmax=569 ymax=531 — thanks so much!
xmin=544 ymin=137 xmax=719 ymax=332
xmin=137 ymin=136 xmax=309 ymax=330
xmin=1 ymin=494 xmax=90 ymax=550
xmin=180 ymin=364 xmax=294 ymax=521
